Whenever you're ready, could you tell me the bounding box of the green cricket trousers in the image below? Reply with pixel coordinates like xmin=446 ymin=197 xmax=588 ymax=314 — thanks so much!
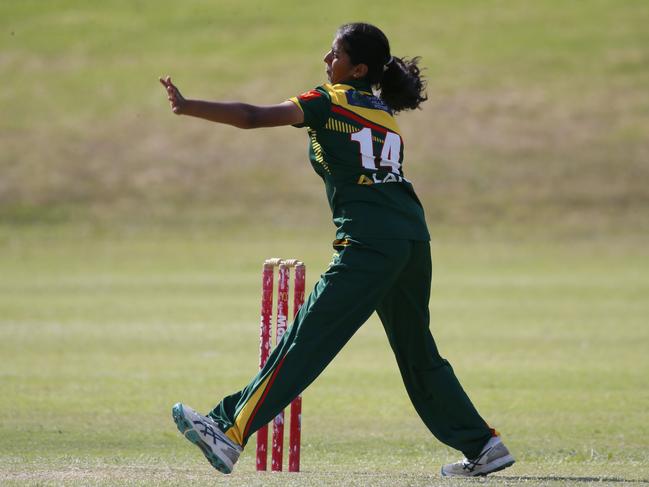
xmin=209 ymin=238 xmax=492 ymax=459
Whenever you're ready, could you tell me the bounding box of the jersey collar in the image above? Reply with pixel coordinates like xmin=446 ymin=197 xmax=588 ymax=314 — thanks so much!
xmin=338 ymin=78 xmax=372 ymax=94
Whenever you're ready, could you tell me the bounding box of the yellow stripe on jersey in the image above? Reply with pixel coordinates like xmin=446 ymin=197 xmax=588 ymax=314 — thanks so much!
xmin=321 ymin=83 xmax=402 ymax=136
xmin=325 ymin=118 xmax=356 ymax=133
xmin=308 ymin=129 xmax=331 ymax=174
xmin=325 ymin=117 xmax=385 ymax=145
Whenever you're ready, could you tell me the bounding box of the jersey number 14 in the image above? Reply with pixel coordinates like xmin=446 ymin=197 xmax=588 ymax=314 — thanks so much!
xmin=350 ymin=127 xmax=402 ymax=174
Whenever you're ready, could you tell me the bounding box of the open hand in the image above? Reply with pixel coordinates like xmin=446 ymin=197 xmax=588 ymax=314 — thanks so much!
xmin=159 ymin=76 xmax=186 ymax=114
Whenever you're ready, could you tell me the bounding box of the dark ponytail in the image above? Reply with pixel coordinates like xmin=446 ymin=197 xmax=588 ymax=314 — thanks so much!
xmin=337 ymin=22 xmax=427 ymax=113
xmin=379 ymin=56 xmax=427 ymax=112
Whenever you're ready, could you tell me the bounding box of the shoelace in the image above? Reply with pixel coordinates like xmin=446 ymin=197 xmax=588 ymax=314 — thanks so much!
xmin=194 ymin=417 xmax=241 ymax=452
xmin=461 ymin=446 xmax=493 ymax=472
xmin=194 ymin=419 xmax=220 ymax=445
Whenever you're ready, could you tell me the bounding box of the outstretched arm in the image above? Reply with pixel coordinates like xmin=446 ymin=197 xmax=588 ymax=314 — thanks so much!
xmin=159 ymin=76 xmax=304 ymax=129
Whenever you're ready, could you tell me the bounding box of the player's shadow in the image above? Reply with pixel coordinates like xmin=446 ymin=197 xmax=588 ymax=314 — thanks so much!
xmin=501 ymin=476 xmax=648 ymax=484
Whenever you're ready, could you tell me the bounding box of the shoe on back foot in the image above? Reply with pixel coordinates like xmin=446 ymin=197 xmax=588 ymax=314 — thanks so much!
xmin=172 ymin=402 xmax=242 ymax=474
xmin=441 ymin=435 xmax=515 ymax=477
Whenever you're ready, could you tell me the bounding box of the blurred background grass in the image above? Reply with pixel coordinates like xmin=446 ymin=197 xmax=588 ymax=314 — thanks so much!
xmin=1 ymin=0 xmax=647 ymax=237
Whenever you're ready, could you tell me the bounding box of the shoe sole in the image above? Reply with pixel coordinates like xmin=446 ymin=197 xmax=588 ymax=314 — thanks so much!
xmin=478 ymin=455 xmax=515 ymax=476
xmin=172 ymin=403 xmax=233 ymax=474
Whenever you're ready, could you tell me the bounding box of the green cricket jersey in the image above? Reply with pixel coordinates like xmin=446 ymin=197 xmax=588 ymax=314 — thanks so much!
xmin=289 ymin=80 xmax=430 ymax=241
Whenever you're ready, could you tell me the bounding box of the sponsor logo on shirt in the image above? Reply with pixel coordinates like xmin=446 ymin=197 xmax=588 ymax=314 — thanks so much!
xmin=345 ymin=90 xmax=391 ymax=113
xmin=358 ymin=173 xmax=411 ymax=185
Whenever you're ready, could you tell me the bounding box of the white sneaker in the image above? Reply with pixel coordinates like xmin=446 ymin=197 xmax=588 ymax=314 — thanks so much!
xmin=441 ymin=436 xmax=515 ymax=477
xmin=172 ymin=403 xmax=242 ymax=474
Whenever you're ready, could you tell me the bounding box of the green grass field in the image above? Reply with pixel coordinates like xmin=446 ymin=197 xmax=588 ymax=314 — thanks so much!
xmin=1 ymin=225 xmax=648 ymax=485
xmin=2 ymin=0 xmax=649 ymax=485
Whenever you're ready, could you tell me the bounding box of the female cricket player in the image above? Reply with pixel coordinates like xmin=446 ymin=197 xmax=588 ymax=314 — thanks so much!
xmin=160 ymin=22 xmax=514 ymax=477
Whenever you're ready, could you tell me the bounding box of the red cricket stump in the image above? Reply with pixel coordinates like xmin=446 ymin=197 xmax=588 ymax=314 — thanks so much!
xmin=256 ymin=262 xmax=274 ymax=471
xmin=271 ymin=263 xmax=289 ymax=471
xmin=256 ymin=258 xmax=305 ymax=473
xmin=289 ymin=263 xmax=305 ymax=472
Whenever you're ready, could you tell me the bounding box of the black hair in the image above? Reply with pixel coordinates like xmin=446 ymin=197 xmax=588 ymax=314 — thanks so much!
xmin=336 ymin=22 xmax=427 ymax=113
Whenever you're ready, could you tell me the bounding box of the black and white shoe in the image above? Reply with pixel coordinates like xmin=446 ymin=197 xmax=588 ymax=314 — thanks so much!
xmin=441 ymin=435 xmax=515 ymax=477
xmin=172 ymin=403 xmax=242 ymax=474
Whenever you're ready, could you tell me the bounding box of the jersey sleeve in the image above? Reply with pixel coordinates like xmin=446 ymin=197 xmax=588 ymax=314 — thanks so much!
xmin=288 ymin=86 xmax=331 ymax=129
